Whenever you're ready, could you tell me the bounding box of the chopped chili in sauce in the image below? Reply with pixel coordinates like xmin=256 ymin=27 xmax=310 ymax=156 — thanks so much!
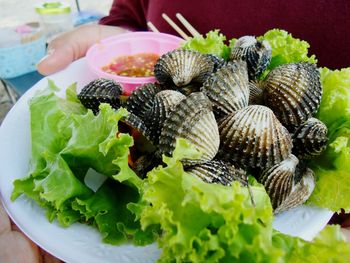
xmin=102 ymin=53 xmax=159 ymax=77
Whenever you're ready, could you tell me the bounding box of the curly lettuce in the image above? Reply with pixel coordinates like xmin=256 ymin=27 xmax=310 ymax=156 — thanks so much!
xmin=181 ymin=30 xmax=231 ymax=60
xmin=12 ymin=81 xmax=154 ymax=245
xmin=308 ymin=68 xmax=350 ymax=212
xmin=258 ymin=29 xmax=317 ymax=72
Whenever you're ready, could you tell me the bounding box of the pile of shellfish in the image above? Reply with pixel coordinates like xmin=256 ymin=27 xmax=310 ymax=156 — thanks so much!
xmin=78 ymin=36 xmax=328 ymax=213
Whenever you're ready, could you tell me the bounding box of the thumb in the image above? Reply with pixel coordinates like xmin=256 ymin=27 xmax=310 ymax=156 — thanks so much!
xmin=36 ymin=45 xmax=75 ymax=76
xmin=37 ymin=25 xmax=98 ymax=76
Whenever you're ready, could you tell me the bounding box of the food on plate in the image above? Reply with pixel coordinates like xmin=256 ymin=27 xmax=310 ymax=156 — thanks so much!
xmin=10 ymin=29 xmax=350 ymax=262
xmin=218 ymin=105 xmax=293 ymax=171
xmin=201 ymin=61 xmax=250 ymax=117
xmin=101 ymin=52 xmax=159 ymax=77
xmin=77 ymin=78 xmax=123 ymax=114
xmin=263 ymin=62 xmax=322 ymax=132
xmin=154 ymin=49 xmax=215 ymax=86
xmin=230 ymin=35 xmax=272 ymax=80
xmin=292 ymin=117 xmax=328 ymax=160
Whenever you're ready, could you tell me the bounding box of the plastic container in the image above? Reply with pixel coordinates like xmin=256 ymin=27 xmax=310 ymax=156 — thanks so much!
xmin=0 ymin=23 xmax=46 ymax=79
xmin=86 ymin=32 xmax=184 ymax=95
xmin=35 ymin=1 xmax=73 ymax=39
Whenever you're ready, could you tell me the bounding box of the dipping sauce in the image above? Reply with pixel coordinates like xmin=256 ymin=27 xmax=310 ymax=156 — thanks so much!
xmin=102 ymin=53 xmax=159 ymax=77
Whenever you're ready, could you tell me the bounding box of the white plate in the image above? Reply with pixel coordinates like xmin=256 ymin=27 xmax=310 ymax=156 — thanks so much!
xmin=0 ymin=58 xmax=333 ymax=263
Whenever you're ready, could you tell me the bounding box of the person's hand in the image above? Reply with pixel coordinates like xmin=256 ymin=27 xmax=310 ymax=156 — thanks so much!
xmin=0 ymin=201 xmax=62 ymax=262
xmin=37 ymin=24 xmax=128 ymax=76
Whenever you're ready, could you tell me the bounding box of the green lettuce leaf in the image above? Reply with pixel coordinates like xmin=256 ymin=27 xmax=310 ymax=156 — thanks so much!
xmin=12 ymin=81 xmax=152 ymax=245
xmin=139 ymin=139 xmax=285 ymax=262
xmin=181 ymin=30 xmax=231 ymax=60
xmin=308 ymin=68 xmax=350 ymax=212
xmin=272 ymin=225 xmax=350 ymax=262
xmin=258 ymin=29 xmax=317 ymax=73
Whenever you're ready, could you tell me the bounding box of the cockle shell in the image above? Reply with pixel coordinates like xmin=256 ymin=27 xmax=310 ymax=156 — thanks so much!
xmin=259 ymin=154 xmax=299 ymax=209
xmin=154 ymin=49 xmax=215 ymax=87
xmin=159 ymin=92 xmax=220 ymax=165
xmin=248 ymin=80 xmax=264 ymax=105
xmin=126 ymin=83 xmax=162 ymax=119
xmin=145 ymin=90 xmax=186 ymax=144
xmin=263 ymin=62 xmax=322 ymax=132
xmin=121 ymin=113 xmax=152 ymax=142
xmin=230 ymin=36 xmax=272 ymax=80
xmin=292 ymin=117 xmax=328 ymax=160
xmin=219 ymin=105 xmax=293 ymax=169
xmin=186 ymin=160 xmax=247 ymax=186
xmin=201 ymin=61 xmax=250 ymax=116
xmin=205 ymin=54 xmax=226 ymax=72
xmin=274 ymin=168 xmax=315 ymax=214
xmin=78 ymin=78 xmax=123 ymax=114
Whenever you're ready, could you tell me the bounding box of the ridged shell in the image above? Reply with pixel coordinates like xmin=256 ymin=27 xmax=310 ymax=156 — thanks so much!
xmin=186 ymin=160 xmax=247 ymax=186
xmin=145 ymin=90 xmax=186 ymax=144
xmin=230 ymin=36 xmax=272 ymax=80
xmin=121 ymin=113 xmax=152 ymax=142
xmin=78 ymin=78 xmax=123 ymax=114
xmin=159 ymin=92 xmax=220 ymax=165
xmin=126 ymin=83 xmax=162 ymax=119
xmin=274 ymin=168 xmax=315 ymax=214
xmin=248 ymin=80 xmax=264 ymax=105
xmin=201 ymin=61 xmax=250 ymax=116
xmin=259 ymin=154 xmax=299 ymax=209
xmin=132 ymin=154 xmax=161 ymax=178
xmin=263 ymin=62 xmax=322 ymax=132
xmin=154 ymin=49 xmax=215 ymax=87
xmin=205 ymin=54 xmax=226 ymax=72
xmin=219 ymin=105 xmax=293 ymax=169
xmin=292 ymin=118 xmax=328 ymax=159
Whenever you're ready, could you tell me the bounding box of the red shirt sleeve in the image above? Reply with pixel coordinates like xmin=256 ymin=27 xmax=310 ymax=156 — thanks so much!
xmin=99 ymin=0 xmax=149 ymax=31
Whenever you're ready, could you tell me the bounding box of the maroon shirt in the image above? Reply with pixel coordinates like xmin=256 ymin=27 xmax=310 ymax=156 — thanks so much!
xmin=100 ymin=0 xmax=350 ymax=69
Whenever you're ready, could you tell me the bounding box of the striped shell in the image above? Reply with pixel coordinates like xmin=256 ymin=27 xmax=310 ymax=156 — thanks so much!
xmin=145 ymin=90 xmax=186 ymax=144
xmin=263 ymin=62 xmax=322 ymax=132
xmin=219 ymin=105 xmax=293 ymax=169
xmin=201 ymin=61 xmax=250 ymax=116
xmin=186 ymin=160 xmax=247 ymax=186
xmin=274 ymin=168 xmax=315 ymax=214
xmin=248 ymin=80 xmax=264 ymax=105
xmin=292 ymin=118 xmax=328 ymax=160
xmin=126 ymin=83 xmax=162 ymax=119
xmin=159 ymin=92 xmax=220 ymax=165
xmin=259 ymin=154 xmax=299 ymax=209
xmin=154 ymin=49 xmax=215 ymax=87
xmin=230 ymin=36 xmax=272 ymax=80
xmin=77 ymin=78 xmax=123 ymax=114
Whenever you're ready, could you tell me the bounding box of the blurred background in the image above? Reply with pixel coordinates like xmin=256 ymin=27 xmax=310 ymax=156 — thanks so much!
xmin=0 ymin=0 xmax=112 ymax=27
xmin=0 ymin=0 xmax=113 ymax=123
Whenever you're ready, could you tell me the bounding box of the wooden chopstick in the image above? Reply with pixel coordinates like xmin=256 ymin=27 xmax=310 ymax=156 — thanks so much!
xmin=175 ymin=13 xmax=200 ymax=37
xmin=162 ymin=13 xmax=190 ymax=40
xmin=147 ymin=21 xmax=160 ymax=33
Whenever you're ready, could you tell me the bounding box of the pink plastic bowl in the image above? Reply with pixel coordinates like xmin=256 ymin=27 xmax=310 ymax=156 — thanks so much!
xmin=86 ymin=32 xmax=184 ymax=95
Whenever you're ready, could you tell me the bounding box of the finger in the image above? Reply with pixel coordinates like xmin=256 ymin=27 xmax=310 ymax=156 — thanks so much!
xmin=40 ymin=248 xmax=63 ymax=263
xmin=37 ymin=44 xmax=76 ymax=76
xmin=0 ymin=201 xmax=11 ymax=235
xmin=0 ymin=231 xmax=40 ymax=263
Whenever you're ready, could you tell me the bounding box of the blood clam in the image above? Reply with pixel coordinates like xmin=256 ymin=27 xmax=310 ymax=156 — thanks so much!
xmin=186 ymin=160 xmax=247 ymax=186
xmin=159 ymin=92 xmax=220 ymax=165
xmin=154 ymin=49 xmax=215 ymax=87
xmin=230 ymin=35 xmax=272 ymax=80
xmin=259 ymin=154 xmax=299 ymax=209
xmin=292 ymin=117 xmax=328 ymax=160
xmin=77 ymin=78 xmax=123 ymax=114
xmin=263 ymin=62 xmax=322 ymax=132
xmin=218 ymin=105 xmax=293 ymax=169
xmin=145 ymin=90 xmax=186 ymax=144
xmin=274 ymin=168 xmax=315 ymax=214
xmin=201 ymin=61 xmax=250 ymax=116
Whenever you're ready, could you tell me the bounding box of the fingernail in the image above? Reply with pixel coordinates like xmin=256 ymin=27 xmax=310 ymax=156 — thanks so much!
xmin=38 ymin=48 xmax=55 ymax=64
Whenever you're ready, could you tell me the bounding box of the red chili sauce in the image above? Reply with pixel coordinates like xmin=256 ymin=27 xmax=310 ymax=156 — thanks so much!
xmin=102 ymin=53 xmax=160 ymax=77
